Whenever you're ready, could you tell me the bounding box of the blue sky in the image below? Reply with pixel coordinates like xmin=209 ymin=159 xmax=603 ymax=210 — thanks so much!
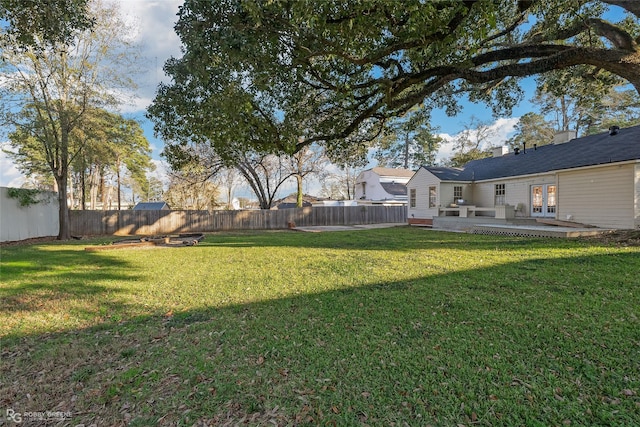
xmin=0 ymin=0 xmax=541 ymax=198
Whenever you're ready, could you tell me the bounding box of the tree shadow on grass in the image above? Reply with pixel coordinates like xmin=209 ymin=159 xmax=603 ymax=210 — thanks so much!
xmin=0 ymin=245 xmax=141 ymax=329
xmin=1 ymin=247 xmax=639 ymax=426
xmin=203 ymin=226 xmax=585 ymax=253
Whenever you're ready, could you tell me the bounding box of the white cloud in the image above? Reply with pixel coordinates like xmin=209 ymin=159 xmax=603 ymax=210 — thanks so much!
xmin=436 ymin=117 xmax=519 ymax=165
xmin=0 ymin=146 xmax=26 ymax=188
xmin=118 ymin=94 xmax=155 ymax=115
xmin=435 ymin=133 xmax=456 ymax=165
xmin=490 ymin=117 xmax=520 ymax=141
xmin=115 ymin=0 xmax=183 ymax=108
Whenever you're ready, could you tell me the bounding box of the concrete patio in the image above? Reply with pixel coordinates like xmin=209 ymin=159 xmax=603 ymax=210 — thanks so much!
xmin=429 ymin=216 xmax=613 ymax=238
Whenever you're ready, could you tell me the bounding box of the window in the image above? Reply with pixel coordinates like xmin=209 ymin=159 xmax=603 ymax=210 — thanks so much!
xmin=453 ymin=186 xmax=463 ymax=201
xmin=410 ymin=188 xmax=416 ymax=208
xmin=495 ymin=184 xmax=505 ymax=205
xmin=547 ymin=185 xmax=556 ymax=214
xmin=429 ymin=186 xmax=437 ymax=208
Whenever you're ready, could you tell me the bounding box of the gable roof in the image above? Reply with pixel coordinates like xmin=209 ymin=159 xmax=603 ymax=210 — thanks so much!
xmin=421 ymin=166 xmax=464 ymax=181
xmin=423 ymin=125 xmax=640 ymax=182
xmin=370 ymin=167 xmax=415 ymax=178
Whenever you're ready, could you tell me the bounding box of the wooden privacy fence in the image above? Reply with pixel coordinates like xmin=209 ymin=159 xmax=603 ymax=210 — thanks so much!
xmin=70 ymin=205 xmax=407 ymax=236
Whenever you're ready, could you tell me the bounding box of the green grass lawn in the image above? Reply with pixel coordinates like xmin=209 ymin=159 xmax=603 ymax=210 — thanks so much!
xmin=1 ymin=227 xmax=639 ymax=426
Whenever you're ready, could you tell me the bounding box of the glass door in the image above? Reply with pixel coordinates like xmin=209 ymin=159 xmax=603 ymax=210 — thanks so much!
xmin=532 ymin=185 xmax=543 ymax=215
xmin=531 ymin=184 xmax=556 ymax=217
xmin=546 ymin=185 xmax=556 ymax=215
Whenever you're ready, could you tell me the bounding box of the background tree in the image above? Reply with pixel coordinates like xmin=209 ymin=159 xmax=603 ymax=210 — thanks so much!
xmin=0 ymin=0 xmax=93 ymax=48
xmin=106 ymin=116 xmax=154 ymax=210
xmin=152 ymin=0 xmax=640 ymax=162
xmin=1 ymin=0 xmax=141 ymax=238
xmin=214 ymin=168 xmax=241 ymax=210
xmin=506 ymin=113 xmax=556 ymax=151
xmin=4 ymin=104 xmax=59 ymax=190
xmin=147 ymin=34 xmax=318 ymax=209
xmin=534 ymin=66 xmax=640 ymax=136
xmin=286 ymin=145 xmax=328 ymax=207
xmin=9 ymin=106 xmax=153 ymax=210
xmin=164 ymin=170 xmax=220 ymax=210
xmin=319 ymin=165 xmax=359 ymax=201
xmin=146 ymin=177 xmax=165 ymax=202
xmin=445 ymin=118 xmax=496 ymax=167
xmin=236 ymin=153 xmax=296 ymax=210
xmin=71 ymin=109 xmax=153 ymax=210
xmin=374 ymin=109 xmax=442 ymax=170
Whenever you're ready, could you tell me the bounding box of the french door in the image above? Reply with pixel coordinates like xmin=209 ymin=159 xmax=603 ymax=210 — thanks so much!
xmin=531 ymin=184 xmax=556 ymax=217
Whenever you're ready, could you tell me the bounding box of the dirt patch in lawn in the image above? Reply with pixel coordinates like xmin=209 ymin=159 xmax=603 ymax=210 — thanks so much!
xmin=0 ymin=236 xmax=58 ymax=247
xmin=579 ymin=229 xmax=640 ymax=246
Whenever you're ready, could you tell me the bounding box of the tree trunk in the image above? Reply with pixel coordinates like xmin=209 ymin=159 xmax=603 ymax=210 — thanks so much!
xmin=296 ymin=174 xmax=303 ymax=207
xmin=81 ymin=161 xmax=86 ymax=210
xmin=57 ymin=123 xmax=71 ymax=240
xmin=68 ymin=174 xmax=75 ymax=210
xmin=100 ymin=173 xmax=107 ymax=210
xmin=89 ymin=168 xmax=98 ymax=209
xmin=55 ymin=173 xmax=71 ymax=240
xmin=116 ymin=157 xmax=122 ymax=210
xmin=561 ymin=96 xmax=569 ymax=131
xmin=403 ymin=133 xmax=410 ymax=169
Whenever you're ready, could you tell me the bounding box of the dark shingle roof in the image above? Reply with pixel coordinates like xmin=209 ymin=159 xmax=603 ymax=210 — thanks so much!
xmin=380 ymin=182 xmax=407 ymax=196
xmin=133 ymin=202 xmax=170 ymax=210
xmin=425 ymin=125 xmax=640 ymax=181
xmin=276 ymin=201 xmax=312 ymax=209
xmin=422 ymin=166 xmax=464 ymax=181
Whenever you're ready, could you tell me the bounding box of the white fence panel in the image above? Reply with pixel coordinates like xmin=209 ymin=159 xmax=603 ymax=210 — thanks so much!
xmin=1 ymin=187 xmax=59 ymax=242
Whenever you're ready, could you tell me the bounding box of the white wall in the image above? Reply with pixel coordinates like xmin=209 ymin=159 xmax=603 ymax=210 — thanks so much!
xmin=354 ymin=170 xmax=386 ymax=200
xmin=355 ymin=170 xmax=410 ymax=201
xmin=1 ymin=187 xmax=59 ymax=242
xmin=407 ymin=168 xmax=440 ymax=220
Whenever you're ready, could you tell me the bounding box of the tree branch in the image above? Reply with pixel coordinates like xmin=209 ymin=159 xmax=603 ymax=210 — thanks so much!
xmin=586 ymin=18 xmax=637 ymax=51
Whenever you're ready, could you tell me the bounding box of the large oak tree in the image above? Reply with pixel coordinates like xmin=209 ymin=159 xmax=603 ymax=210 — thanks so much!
xmin=149 ymin=0 xmax=640 ymax=163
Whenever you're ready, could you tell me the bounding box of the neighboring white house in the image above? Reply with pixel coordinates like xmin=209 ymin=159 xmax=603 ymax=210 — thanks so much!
xmin=355 ymin=167 xmax=415 ymax=204
xmin=407 ymin=125 xmax=640 ymax=229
